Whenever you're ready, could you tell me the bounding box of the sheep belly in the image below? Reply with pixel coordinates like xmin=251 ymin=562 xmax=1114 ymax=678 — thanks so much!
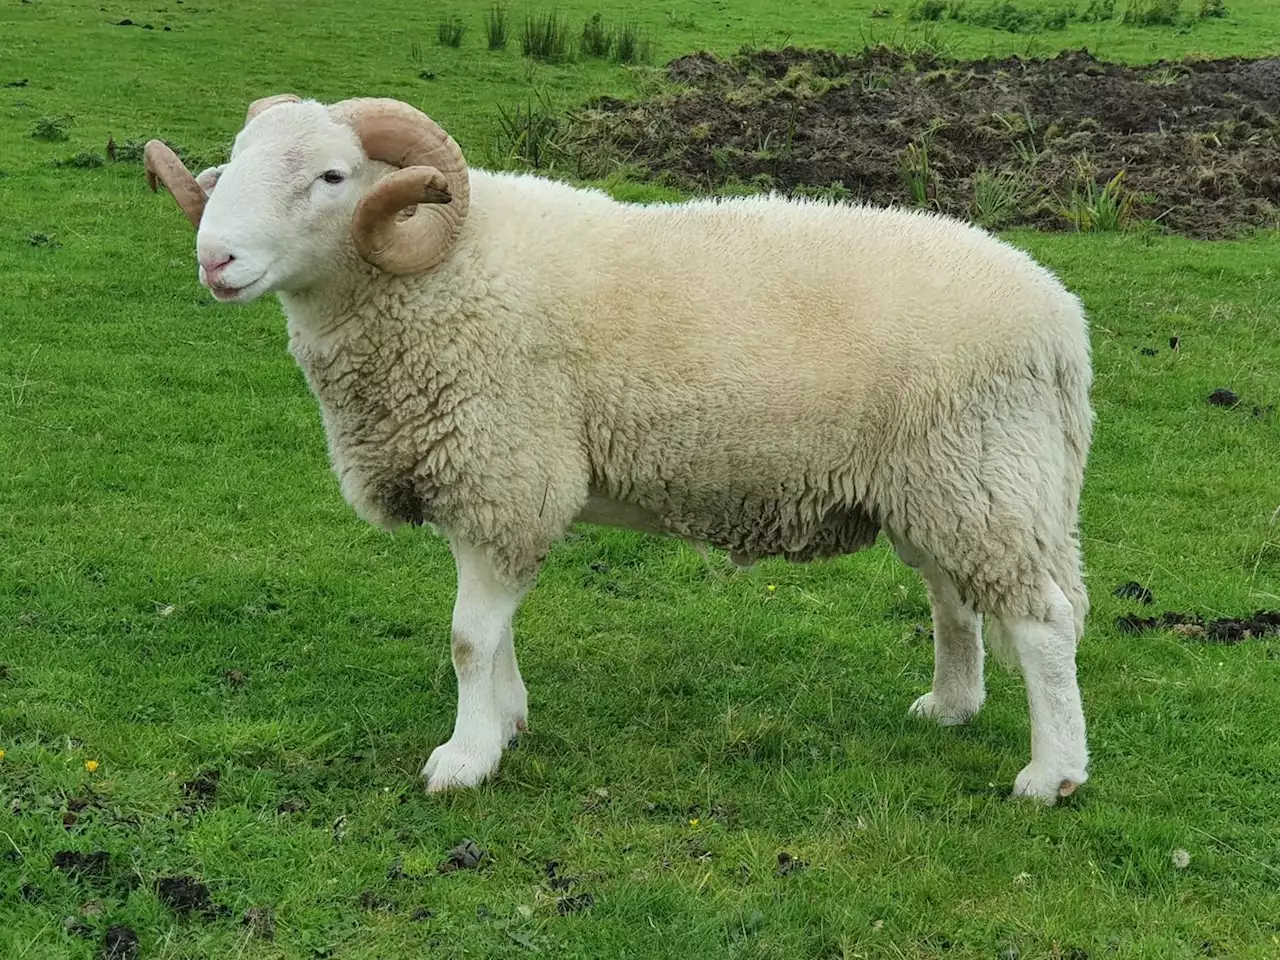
xmin=576 ymin=490 xmax=880 ymax=565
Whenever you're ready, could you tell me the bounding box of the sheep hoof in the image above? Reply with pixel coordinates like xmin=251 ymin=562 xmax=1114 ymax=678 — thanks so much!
xmin=908 ymin=691 xmax=981 ymax=727
xmin=500 ymin=701 xmax=528 ymax=744
xmin=421 ymin=740 xmax=502 ymax=793
xmin=504 ymin=718 xmax=527 ymax=750
xmin=1012 ymin=762 xmax=1088 ymax=805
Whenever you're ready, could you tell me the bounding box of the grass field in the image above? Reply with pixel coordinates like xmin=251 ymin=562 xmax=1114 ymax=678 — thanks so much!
xmin=3 ymin=0 xmax=1280 ymax=957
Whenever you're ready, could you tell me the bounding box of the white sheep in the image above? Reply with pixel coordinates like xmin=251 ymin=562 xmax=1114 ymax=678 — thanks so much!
xmin=144 ymin=93 xmax=1094 ymax=804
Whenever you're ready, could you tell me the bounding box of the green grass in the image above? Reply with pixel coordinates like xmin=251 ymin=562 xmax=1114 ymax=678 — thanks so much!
xmin=3 ymin=0 xmax=1280 ymax=957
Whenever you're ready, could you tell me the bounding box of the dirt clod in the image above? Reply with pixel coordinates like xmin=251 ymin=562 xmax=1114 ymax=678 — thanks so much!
xmin=570 ymin=47 xmax=1280 ymax=238
xmin=98 ymin=925 xmax=139 ymax=960
xmin=544 ymin=859 xmax=579 ymax=890
xmin=437 ymin=839 xmax=487 ymax=873
xmin=222 ymin=668 xmax=248 ymax=687
xmin=180 ymin=769 xmax=220 ymax=809
xmin=775 ymin=851 xmax=809 ymax=876
xmin=1117 ymin=610 xmax=1280 ymax=643
xmin=358 ymin=889 xmax=398 ymax=912
xmin=52 ymin=850 xmax=111 ymax=880
xmin=156 ymin=875 xmax=219 ymax=917
xmin=276 ymin=796 xmax=308 ymax=815
xmin=411 ymin=907 xmax=435 ymax=921
xmin=556 ymin=892 xmax=595 ymax=914
xmin=1208 ymin=388 xmax=1240 ymax=407
xmin=1112 ymin=581 xmax=1154 ymax=605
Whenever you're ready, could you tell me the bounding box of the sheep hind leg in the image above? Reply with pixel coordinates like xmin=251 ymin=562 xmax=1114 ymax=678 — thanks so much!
xmin=996 ymin=578 xmax=1089 ymax=804
xmin=494 ymin=622 xmax=528 ymax=746
xmin=892 ymin=537 xmax=986 ymax=726
xmin=422 ymin=539 xmax=528 ymax=793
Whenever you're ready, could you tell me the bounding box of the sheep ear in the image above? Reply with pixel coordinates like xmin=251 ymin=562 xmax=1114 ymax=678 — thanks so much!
xmin=195 ymin=165 xmax=224 ymax=197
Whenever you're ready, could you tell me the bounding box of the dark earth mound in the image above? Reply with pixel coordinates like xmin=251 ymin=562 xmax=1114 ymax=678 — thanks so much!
xmin=571 ymin=47 xmax=1280 ymax=237
xmin=1117 ymin=610 xmax=1280 ymax=643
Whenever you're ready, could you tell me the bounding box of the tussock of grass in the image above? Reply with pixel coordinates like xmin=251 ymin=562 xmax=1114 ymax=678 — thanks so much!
xmin=1122 ymin=0 xmax=1183 ymax=24
xmin=492 ymin=89 xmax=565 ymax=169
xmin=485 ymin=2 xmax=510 ymax=48
xmin=1061 ymin=161 xmax=1137 ymax=231
xmin=971 ymin=166 xmax=1030 ymax=227
xmin=580 ymin=12 xmax=614 ymax=57
xmin=909 ymin=0 xmax=1224 ymax=30
xmin=437 ymin=15 xmax=467 ymax=46
xmin=521 ymin=9 xmax=573 ymax=62
xmin=613 ymin=19 xmax=655 ymax=63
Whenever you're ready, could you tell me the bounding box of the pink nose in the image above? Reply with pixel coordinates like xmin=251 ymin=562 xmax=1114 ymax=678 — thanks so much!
xmin=199 ymin=251 xmax=234 ymax=281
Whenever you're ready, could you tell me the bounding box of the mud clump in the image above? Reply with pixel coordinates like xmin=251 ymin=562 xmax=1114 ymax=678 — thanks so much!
xmin=557 ymin=892 xmax=595 ymax=914
xmin=98 ymin=926 xmax=139 ymax=960
xmin=1112 ymin=581 xmax=1154 ymax=605
xmin=156 ymin=875 xmax=224 ymax=919
xmin=179 ymin=769 xmax=220 ymax=811
xmin=775 ymin=850 xmax=810 ymax=876
xmin=1117 ymin=610 xmax=1280 ymax=643
xmin=52 ymin=850 xmax=111 ymax=881
xmin=437 ymin=839 xmax=487 ymax=873
xmin=570 ymin=46 xmax=1280 ymax=237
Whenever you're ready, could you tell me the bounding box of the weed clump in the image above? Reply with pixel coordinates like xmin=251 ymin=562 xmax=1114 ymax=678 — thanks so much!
xmin=31 ymin=116 xmax=71 ymax=142
xmin=493 ymin=89 xmax=564 ymax=169
xmin=1121 ymin=0 xmax=1182 ymax=25
xmin=1061 ymin=161 xmax=1136 ymax=232
xmin=914 ymin=0 xmax=1084 ymax=33
xmin=522 ymin=10 xmax=573 ymax=63
xmin=437 ymin=16 xmax=466 ymax=47
xmin=485 ymin=4 xmax=509 ymax=49
xmin=613 ymin=19 xmax=654 ymax=64
xmin=580 ymin=13 xmax=613 ymax=58
xmin=907 ymin=0 xmax=947 ymax=19
xmin=971 ymin=167 xmax=1031 ymax=228
xmin=54 ymin=151 xmax=105 ymax=168
xmin=899 ymin=129 xmax=939 ymax=208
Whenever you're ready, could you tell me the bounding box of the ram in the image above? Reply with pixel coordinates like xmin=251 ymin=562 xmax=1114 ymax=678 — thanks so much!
xmin=144 ymin=93 xmax=1094 ymax=803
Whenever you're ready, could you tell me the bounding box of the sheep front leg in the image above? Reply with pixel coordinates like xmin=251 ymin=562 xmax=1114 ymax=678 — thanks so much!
xmin=422 ymin=539 xmax=528 ymax=793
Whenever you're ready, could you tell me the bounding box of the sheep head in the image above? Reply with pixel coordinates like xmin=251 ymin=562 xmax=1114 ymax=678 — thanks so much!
xmin=143 ymin=94 xmax=470 ymax=302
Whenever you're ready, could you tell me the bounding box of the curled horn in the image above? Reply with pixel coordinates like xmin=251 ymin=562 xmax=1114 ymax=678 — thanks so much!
xmin=246 ymin=93 xmax=301 ymax=124
xmin=143 ymin=140 xmax=206 ymax=228
xmin=330 ymin=97 xmax=470 ymax=275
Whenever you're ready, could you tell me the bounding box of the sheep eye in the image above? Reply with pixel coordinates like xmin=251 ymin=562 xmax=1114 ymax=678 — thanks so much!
xmin=320 ymin=170 xmax=346 ymax=185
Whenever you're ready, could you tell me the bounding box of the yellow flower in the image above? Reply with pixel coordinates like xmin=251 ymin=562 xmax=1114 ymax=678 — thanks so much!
xmin=766 ymin=584 xmax=776 ymax=592
xmin=0 ymin=749 xmax=6 ymax=761
xmin=689 ymin=818 xmax=700 ymax=827
xmin=84 ymin=759 xmax=100 ymax=773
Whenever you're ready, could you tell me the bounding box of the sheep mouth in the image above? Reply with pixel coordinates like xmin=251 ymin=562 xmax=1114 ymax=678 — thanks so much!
xmin=206 ymin=273 xmax=267 ymax=303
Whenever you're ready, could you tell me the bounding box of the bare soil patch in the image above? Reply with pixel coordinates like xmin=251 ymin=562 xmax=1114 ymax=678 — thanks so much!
xmin=571 ymin=47 xmax=1280 ymax=237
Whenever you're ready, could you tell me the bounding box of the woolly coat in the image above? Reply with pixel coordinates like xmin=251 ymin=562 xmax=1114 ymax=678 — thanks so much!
xmin=280 ymin=170 xmax=1092 ymax=623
